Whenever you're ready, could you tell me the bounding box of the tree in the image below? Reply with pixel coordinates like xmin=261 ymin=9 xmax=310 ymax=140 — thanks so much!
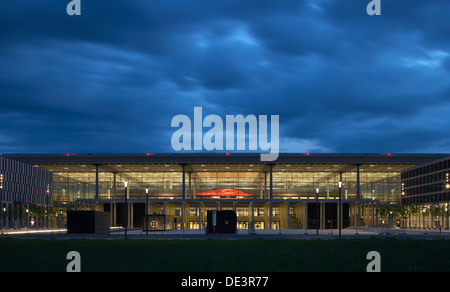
xmin=410 ymin=204 xmax=421 ymax=228
xmin=376 ymin=206 xmax=389 ymax=218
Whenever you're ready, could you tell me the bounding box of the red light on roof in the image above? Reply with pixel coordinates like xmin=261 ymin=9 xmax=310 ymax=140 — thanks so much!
xmin=382 ymin=153 xmax=393 ymax=156
xmin=65 ymin=153 xmax=75 ymax=157
xmin=146 ymin=153 xmax=154 ymax=156
xmin=304 ymin=153 xmax=311 ymax=156
xmin=226 ymin=153 xmax=230 ymax=156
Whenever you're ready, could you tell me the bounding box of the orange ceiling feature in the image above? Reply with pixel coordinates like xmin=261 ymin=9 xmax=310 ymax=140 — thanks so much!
xmin=194 ymin=189 xmax=253 ymax=197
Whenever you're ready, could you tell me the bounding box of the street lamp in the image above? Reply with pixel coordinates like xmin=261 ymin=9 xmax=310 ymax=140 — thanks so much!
xmin=446 ymin=173 xmax=449 ymax=231
xmin=46 ymin=184 xmax=50 ymax=230
xmin=339 ymin=181 xmax=342 ymax=239
xmin=145 ymin=188 xmax=149 ymax=235
xmin=26 ymin=208 xmax=29 ymax=232
xmin=124 ymin=180 xmax=128 ymax=239
xmin=316 ymin=187 xmax=319 ymax=235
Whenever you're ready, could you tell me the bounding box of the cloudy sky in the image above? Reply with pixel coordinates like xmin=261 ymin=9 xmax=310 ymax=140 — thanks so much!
xmin=0 ymin=0 xmax=449 ymax=155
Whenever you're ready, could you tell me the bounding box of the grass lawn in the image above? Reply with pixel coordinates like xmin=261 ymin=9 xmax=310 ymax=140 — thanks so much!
xmin=1 ymin=237 xmax=450 ymax=272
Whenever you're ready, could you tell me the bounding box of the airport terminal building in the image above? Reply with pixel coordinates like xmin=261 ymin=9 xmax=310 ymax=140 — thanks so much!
xmin=1 ymin=153 xmax=449 ymax=231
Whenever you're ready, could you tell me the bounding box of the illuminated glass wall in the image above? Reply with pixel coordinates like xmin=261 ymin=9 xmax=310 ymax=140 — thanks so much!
xmin=52 ymin=171 xmax=184 ymax=203
xmin=47 ymin=162 xmax=403 ymax=204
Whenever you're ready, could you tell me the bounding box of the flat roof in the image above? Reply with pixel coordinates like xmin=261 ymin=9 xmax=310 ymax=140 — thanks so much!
xmin=1 ymin=153 xmax=448 ymax=174
xmin=2 ymin=153 xmax=448 ymax=164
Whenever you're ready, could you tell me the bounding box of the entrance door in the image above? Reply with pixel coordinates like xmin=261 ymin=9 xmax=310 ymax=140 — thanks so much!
xmin=325 ymin=203 xmax=337 ymax=229
xmin=307 ymin=203 xmax=320 ymax=229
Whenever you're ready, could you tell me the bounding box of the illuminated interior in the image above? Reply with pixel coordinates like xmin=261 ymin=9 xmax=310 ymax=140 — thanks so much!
xmin=32 ymin=162 xmax=411 ymax=205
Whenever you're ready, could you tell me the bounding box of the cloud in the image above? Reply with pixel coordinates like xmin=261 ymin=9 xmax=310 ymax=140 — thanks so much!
xmin=0 ymin=0 xmax=449 ymax=154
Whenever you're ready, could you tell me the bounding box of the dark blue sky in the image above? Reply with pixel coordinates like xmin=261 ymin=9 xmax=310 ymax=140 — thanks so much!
xmin=1 ymin=0 xmax=449 ymax=154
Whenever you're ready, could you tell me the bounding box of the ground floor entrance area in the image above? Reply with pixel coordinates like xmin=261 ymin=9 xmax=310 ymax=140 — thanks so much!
xmin=75 ymin=199 xmax=376 ymax=231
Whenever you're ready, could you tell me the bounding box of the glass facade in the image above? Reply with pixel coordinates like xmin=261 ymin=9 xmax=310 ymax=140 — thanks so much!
xmin=46 ymin=162 xmax=405 ymax=205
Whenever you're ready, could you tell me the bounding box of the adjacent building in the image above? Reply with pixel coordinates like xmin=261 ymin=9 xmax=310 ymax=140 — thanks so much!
xmin=401 ymin=157 xmax=450 ymax=229
xmin=0 ymin=157 xmax=53 ymax=229
xmin=402 ymin=156 xmax=450 ymax=205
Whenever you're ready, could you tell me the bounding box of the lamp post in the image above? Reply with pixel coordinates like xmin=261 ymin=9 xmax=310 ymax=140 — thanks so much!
xmin=145 ymin=188 xmax=149 ymax=235
xmin=316 ymin=187 xmax=319 ymax=235
xmin=124 ymin=180 xmax=128 ymax=239
xmin=446 ymin=173 xmax=449 ymax=231
xmin=46 ymin=184 xmax=50 ymax=229
xmin=26 ymin=208 xmax=29 ymax=232
xmin=339 ymin=181 xmax=342 ymax=239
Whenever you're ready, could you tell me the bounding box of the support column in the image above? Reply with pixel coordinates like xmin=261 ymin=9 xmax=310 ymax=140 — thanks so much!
xmin=95 ymin=164 xmax=99 ymax=200
xmin=181 ymin=203 xmax=184 ymax=230
xmin=113 ymin=172 xmax=117 ymax=199
xmin=109 ymin=201 xmax=114 ymax=227
xmin=250 ymin=202 xmax=254 ymax=231
xmin=182 ymin=164 xmax=186 ymax=200
xmin=198 ymin=202 xmax=202 ymax=229
xmin=113 ymin=203 xmax=117 ymax=227
xmin=264 ymin=172 xmax=268 ymax=199
xmin=259 ymin=180 xmax=263 ymax=199
xmin=128 ymin=203 xmax=134 ymax=228
xmin=188 ymin=172 xmax=192 ymax=199
xmin=193 ymin=177 xmax=197 ymax=199
xmin=327 ymin=180 xmax=330 ymax=199
xmin=356 ymin=164 xmax=361 ymax=229
xmin=270 ymin=202 xmax=272 ymax=230
xmin=304 ymin=202 xmax=308 ymax=234
xmin=94 ymin=164 xmax=99 ymax=211
xmin=269 ymin=164 xmax=273 ymax=200
xmin=184 ymin=203 xmax=190 ymax=230
xmin=264 ymin=203 xmax=272 ymax=230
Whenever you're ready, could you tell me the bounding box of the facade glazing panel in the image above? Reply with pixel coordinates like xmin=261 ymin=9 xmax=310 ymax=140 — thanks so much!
xmin=28 ymin=159 xmax=425 ymax=205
